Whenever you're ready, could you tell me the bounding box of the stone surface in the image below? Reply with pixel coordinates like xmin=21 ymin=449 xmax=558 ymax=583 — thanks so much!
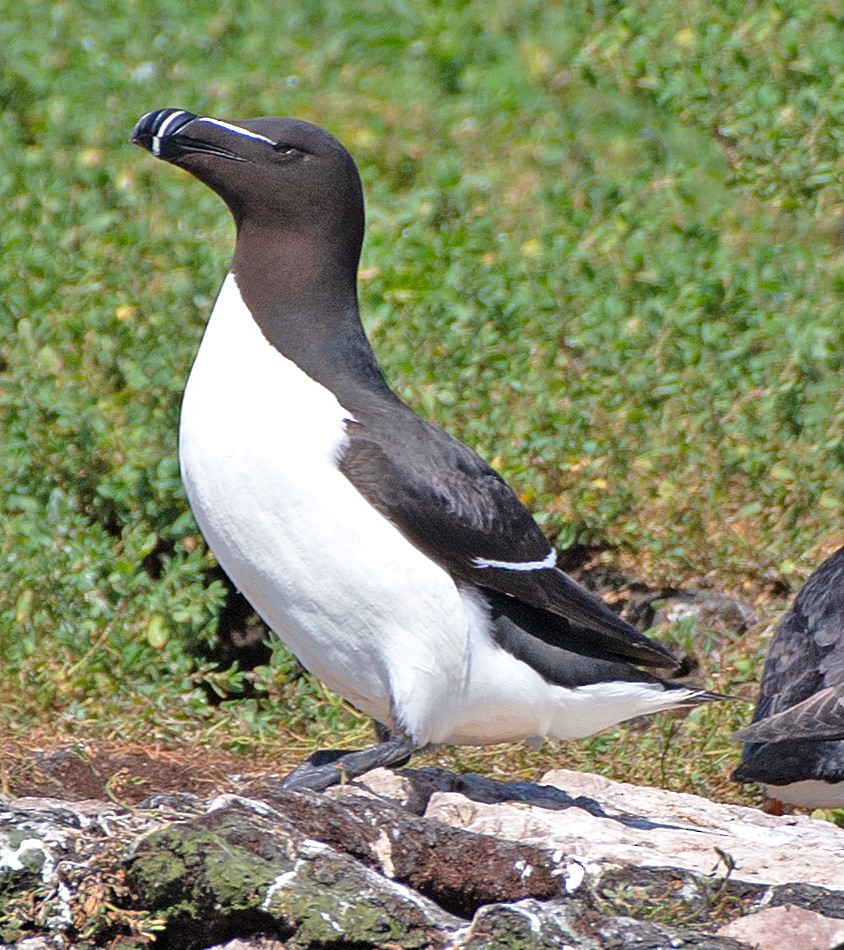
xmin=653 ymin=589 xmax=758 ymax=633
xmin=0 ymin=794 xmax=171 ymax=948
xmin=592 ymin=914 xmax=752 ymax=949
xmin=717 ymin=903 xmax=844 ymax=950
xmin=421 ymin=767 xmax=844 ymax=889
xmin=244 ymin=780 xmax=567 ymax=916
xmin=207 ymin=941 xmax=288 ymax=950
xmin=125 ymin=795 xmax=459 ymax=948
xmin=3 ymin=764 xmax=844 ymax=948
xmin=325 ymin=762 xmax=432 ymax=814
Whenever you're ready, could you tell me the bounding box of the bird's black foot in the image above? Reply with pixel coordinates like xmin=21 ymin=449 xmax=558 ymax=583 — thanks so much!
xmin=279 ymin=735 xmax=415 ymax=792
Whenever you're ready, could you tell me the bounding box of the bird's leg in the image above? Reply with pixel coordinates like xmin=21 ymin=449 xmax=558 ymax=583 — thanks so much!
xmin=279 ymin=734 xmax=416 ymax=792
xmin=764 ymin=795 xmax=786 ymax=817
xmin=372 ymin=718 xmax=393 ymax=742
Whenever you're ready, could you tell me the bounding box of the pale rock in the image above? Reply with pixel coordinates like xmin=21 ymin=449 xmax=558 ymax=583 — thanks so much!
xmin=717 ymin=903 xmax=844 ymax=950
xmin=326 ymin=766 xmax=432 ymax=813
xmin=423 ymin=767 xmax=844 ymax=889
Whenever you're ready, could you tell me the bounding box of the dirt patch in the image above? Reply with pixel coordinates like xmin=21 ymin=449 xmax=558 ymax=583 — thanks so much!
xmin=1 ymin=740 xmax=246 ymax=804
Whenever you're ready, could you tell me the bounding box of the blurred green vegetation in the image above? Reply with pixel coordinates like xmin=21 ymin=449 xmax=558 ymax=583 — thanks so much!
xmin=1 ymin=0 xmax=843 ymax=802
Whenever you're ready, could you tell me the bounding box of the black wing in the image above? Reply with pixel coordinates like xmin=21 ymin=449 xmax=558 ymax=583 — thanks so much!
xmin=736 ymin=545 xmax=844 ymax=743
xmin=339 ymin=408 xmax=677 ymax=669
xmin=735 ymin=685 xmax=844 ymax=743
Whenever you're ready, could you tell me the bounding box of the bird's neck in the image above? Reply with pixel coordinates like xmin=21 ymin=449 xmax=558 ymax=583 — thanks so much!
xmin=230 ymin=223 xmax=391 ymax=407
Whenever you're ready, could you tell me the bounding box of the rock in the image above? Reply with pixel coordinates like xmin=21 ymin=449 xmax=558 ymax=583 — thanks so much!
xmin=717 ymin=903 xmax=844 ymax=950
xmin=651 ymin=590 xmax=758 ymax=633
xmin=325 ymin=763 xmax=433 ymax=814
xmin=2 ymin=764 xmax=843 ymax=948
xmin=206 ymin=940 xmax=288 ymax=950
xmin=593 ymin=914 xmax=752 ymax=949
xmin=572 ymin=563 xmax=757 ymax=635
xmin=241 ymin=781 xmax=566 ymax=915
xmin=0 ymin=795 xmax=169 ymax=947
xmin=125 ymin=796 xmax=462 ymax=948
xmin=422 ymin=767 xmax=844 ymax=889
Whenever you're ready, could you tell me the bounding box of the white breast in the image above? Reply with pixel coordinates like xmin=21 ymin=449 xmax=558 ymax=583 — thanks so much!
xmin=764 ymin=778 xmax=844 ymax=809
xmin=179 ymin=273 xmax=479 ymax=744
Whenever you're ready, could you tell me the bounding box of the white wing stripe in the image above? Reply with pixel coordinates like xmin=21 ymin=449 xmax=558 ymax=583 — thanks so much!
xmin=472 ymin=550 xmax=557 ymax=571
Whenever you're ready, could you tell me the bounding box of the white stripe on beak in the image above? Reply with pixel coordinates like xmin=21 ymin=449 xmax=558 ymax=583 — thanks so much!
xmin=151 ymin=109 xmax=192 ymax=157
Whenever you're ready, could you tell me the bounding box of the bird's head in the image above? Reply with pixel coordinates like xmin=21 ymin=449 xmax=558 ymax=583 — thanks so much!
xmin=131 ymin=108 xmax=364 ymax=268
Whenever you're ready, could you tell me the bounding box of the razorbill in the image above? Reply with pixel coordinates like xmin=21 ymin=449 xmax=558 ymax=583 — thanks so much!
xmin=132 ymin=108 xmax=721 ymax=790
xmin=733 ymin=545 xmax=844 ymax=810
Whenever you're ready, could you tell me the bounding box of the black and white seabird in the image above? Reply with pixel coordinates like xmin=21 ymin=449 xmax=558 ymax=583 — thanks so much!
xmin=733 ymin=545 xmax=844 ymax=810
xmin=131 ymin=108 xmax=720 ymax=791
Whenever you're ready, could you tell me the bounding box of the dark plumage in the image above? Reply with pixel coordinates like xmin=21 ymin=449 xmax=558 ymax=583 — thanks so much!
xmin=733 ymin=545 xmax=844 ymax=808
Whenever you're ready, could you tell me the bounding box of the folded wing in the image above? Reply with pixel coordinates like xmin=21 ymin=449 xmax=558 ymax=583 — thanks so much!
xmin=339 ymin=410 xmax=677 ymax=670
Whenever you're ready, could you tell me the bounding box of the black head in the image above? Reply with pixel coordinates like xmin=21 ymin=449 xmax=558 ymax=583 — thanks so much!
xmin=131 ymin=108 xmax=365 ymax=269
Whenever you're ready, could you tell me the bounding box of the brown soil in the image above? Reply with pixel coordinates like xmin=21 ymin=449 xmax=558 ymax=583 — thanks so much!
xmin=1 ymin=740 xmax=251 ymax=804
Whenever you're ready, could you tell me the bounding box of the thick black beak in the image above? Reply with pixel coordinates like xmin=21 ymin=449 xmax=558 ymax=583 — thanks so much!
xmin=131 ymin=109 xmax=200 ymax=159
xmin=132 ymin=108 xmax=254 ymax=163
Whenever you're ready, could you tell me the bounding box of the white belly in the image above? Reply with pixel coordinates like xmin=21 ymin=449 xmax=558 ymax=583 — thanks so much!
xmin=764 ymin=778 xmax=844 ymax=809
xmin=179 ymin=274 xmax=475 ymax=744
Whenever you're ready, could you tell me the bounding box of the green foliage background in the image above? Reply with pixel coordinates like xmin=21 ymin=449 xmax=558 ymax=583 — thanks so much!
xmin=1 ymin=0 xmax=842 ymax=798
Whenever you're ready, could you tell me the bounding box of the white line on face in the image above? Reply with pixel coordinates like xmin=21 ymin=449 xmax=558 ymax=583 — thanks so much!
xmin=194 ymin=117 xmax=277 ymax=147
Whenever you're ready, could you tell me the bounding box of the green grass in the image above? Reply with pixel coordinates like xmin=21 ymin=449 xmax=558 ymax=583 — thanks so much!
xmin=1 ymin=0 xmax=843 ymax=805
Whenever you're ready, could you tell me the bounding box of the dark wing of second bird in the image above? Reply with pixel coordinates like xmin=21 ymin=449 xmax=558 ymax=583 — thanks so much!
xmin=735 ymin=545 xmax=844 ymax=747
